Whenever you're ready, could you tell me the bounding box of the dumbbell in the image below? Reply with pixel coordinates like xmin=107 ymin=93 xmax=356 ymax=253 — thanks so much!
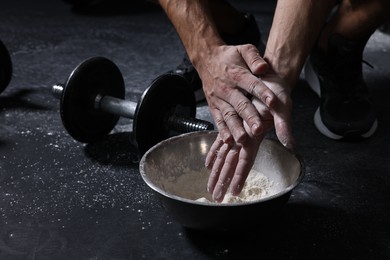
xmin=52 ymin=56 xmax=214 ymax=154
xmin=0 ymin=39 xmax=12 ymax=94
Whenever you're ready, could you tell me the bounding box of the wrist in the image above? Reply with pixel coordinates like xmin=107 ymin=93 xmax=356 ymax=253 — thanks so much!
xmin=189 ymin=35 xmax=225 ymax=74
xmin=263 ymin=50 xmax=298 ymax=94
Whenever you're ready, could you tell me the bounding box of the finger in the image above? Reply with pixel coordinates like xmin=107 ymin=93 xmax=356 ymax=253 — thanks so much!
xmin=208 ymin=105 xmax=233 ymax=144
xmin=250 ymin=77 xmax=294 ymax=149
xmin=239 ymin=74 xmax=277 ymax=109
xmin=212 ymin=145 xmax=241 ymax=202
xmin=238 ymin=44 xmax=269 ymax=76
xmin=218 ymin=99 xmax=248 ymax=143
xmin=223 ymin=88 xmax=265 ymax=139
xmin=251 ymin=97 xmax=274 ymax=130
xmin=270 ymin=94 xmax=295 ymax=149
xmin=233 ymin=44 xmax=274 ymax=107
xmin=274 ymin=110 xmax=295 ymax=150
xmin=230 ymin=135 xmax=264 ymax=195
xmin=207 ymin=143 xmax=231 ymax=194
xmin=205 ymin=135 xmax=224 ymax=169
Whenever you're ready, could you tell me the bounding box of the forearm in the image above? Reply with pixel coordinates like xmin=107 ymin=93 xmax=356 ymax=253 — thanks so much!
xmin=157 ymin=0 xmax=225 ymax=68
xmin=264 ymin=0 xmax=337 ymax=90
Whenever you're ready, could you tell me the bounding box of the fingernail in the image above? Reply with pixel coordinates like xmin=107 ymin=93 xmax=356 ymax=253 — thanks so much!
xmin=251 ymin=123 xmax=262 ymax=136
xmin=285 ymin=142 xmax=294 ymax=150
xmin=281 ymin=138 xmax=294 ymax=150
xmin=260 ymin=60 xmax=269 ymax=68
xmin=280 ymin=137 xmax=288 ymax=148
xmin=251 ymin=123 xmax=258 ymax=134
xmin=287 ymin=139 xmax=296 ymax=150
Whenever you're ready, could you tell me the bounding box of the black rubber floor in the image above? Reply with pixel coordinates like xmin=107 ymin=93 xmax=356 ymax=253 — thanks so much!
xmin=0 ymin=0 xmax=389 ymax=259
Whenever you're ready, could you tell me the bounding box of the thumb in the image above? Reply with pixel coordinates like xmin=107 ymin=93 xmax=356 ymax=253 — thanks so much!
xmin=273 ymin=106 xmax=295 ymax=150
xmin=261 ymin=75 xmax=295 ymax=150
xmin=275 ymin=118 xmax=295 ymax=150
xmin=238 ymin=44 xmax=269 ymax=76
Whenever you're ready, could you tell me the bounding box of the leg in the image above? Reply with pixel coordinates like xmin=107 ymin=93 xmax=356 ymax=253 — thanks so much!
xmin=305 ymin=0 xmax=390 ymax=140
xmin=319 ymin=0 xmax=390 ymax=49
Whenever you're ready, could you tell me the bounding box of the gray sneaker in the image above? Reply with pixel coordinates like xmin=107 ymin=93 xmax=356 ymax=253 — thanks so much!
xmin=304 ymin=34 xmax=378 ymax=140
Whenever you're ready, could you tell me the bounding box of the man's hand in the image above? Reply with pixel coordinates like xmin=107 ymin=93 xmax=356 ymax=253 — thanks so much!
xmin=205 ymin=73 xmax=294 ymax=202
xmin=195 ymin=43 xmax=278 ymax=144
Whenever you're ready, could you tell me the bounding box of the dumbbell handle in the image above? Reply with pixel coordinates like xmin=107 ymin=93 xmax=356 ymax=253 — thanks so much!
xmin=96 ymin=95 xmax=137 ymax=119
xmin=52 ymin=84 xmax=214 ymax=132
xmin=53 ymin=84 xmax=137 ymax=118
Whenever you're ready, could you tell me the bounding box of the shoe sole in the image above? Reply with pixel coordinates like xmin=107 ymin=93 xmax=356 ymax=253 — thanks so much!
xmin=304 ymin=58 xmax=378 ymax=140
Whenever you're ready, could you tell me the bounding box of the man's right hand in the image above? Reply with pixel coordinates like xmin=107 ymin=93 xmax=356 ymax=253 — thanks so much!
xmin=194 ymin=43 xmax=277 ymax=144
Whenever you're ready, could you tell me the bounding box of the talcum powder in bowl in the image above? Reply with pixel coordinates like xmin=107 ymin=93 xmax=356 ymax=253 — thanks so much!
xmin=161 ymin=167 xmax=274 ymax=204
xmin=139 ymin=131 xmax=304 ymax=230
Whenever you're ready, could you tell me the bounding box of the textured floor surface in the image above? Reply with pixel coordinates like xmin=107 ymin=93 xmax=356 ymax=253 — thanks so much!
xmin=0 ymin=0 xmax=389 ymax=259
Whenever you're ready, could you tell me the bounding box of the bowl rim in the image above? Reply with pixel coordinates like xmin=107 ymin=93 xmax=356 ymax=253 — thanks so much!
xmin=139 ymin=131 xmax=305 ymax=207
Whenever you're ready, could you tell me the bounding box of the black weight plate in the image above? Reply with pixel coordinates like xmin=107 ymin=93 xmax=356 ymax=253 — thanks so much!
xmin=61 ymin=57 xmax=125 ymax=143
xmin=0 ymin=39 xmax=12 ymax=93
xmin=134 ymin=73 xmax=196 ymax=155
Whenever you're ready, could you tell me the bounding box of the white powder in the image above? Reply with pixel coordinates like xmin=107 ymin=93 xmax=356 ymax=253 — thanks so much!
xmin=219 ymin=170 xmax=273 ymax=203
xmin=160 ymin=168 xmax=273 ymax=204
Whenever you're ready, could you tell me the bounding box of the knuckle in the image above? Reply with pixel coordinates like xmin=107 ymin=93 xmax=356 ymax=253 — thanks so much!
xmin=214 ymin=116 xmax=224 ymax=125
xmin=260 ymin=87 xmax=272 ymax=98
xmin=229 ymin=68 xmax=244 ymax=83
xmin=242 ymin=43 xmax=255 ymax=51
xmin=250 ymin=55 xmax=263 ymax=67
xmin=247 ymin=80 xmax=258 ymax=95
xmin=235 ymin=99 xmax=250 ymax=115
xmin=222 ymin=110 xmax=239 ymax=122
xmin=215 ymin=118 xmax=227 ymax=130
xmin=246 ymin=113 xmax=260 ymax=124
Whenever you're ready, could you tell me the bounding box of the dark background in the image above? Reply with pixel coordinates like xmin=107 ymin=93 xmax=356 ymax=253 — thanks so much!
xmin=0 ymin=0 xmax=389 ymax=259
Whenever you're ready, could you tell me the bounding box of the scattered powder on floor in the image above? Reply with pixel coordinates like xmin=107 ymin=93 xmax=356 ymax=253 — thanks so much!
xmin=160 ymin=167 xmax=273 ymax=204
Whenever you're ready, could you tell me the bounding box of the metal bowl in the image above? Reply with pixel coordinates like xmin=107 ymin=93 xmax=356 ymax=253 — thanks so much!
xmin=139 ymin=131 xmax=304 ymax=230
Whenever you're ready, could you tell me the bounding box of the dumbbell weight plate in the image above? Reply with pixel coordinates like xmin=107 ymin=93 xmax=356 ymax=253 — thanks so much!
xmin=0 ymin=40 xmax=12 ymax=93
xmin=134 ymin=73 xmax=196 ymax=155
xmin=61 ymin=57 xmax=125 ymax=142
